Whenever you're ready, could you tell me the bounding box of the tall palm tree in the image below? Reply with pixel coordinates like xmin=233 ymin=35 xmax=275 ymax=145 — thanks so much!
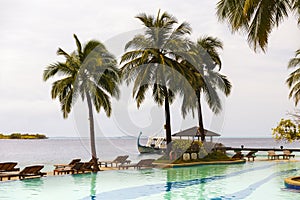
xmin=43 ymin=34 xmax=120 ymax=171
xmin=120 ymin=10 xmax=192 ymax=152
xmin=216 ymin=0 xmax=297 ymax=52
xmin=287 ymin=49 xmax=300 ymax=105
xmin=181 ymin=37 xmax=232 ymax=141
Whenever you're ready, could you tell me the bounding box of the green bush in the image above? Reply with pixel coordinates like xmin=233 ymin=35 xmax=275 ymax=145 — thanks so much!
xmin=172 ymin=139 xmax=191 ymax=153
xmin=200 ymin=151 xmax=231 ymax=161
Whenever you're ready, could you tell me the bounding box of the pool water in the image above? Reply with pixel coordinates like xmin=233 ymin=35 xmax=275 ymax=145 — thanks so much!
xmin=1 ymin=161 xmax=300 ymax=200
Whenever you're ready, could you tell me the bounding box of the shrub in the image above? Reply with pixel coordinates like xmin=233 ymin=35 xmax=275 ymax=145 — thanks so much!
xmin=201 ymin=151 xmax=231 ymax=161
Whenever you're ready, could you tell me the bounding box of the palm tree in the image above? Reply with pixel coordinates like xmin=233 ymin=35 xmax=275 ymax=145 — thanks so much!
xmin=43 ymin=34 xmax=120 ymax=171
xmin=120 ymin=10 xmax=192 ymax=152
xmin=216 ymin=0 xmax=298 ymax=52
xmin=287 ymin=49 xmax=300 ymax=105
xmin=181 ymin=37 xmax=232 ymax=141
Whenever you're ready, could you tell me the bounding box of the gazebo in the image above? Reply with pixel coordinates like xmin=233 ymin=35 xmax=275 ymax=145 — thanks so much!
xmin=172 ymin=126 xmax=220 ymax=142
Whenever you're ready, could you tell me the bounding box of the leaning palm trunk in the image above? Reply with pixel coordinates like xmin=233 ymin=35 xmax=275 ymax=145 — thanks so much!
xmin=196 ymin=90 xmax=205 ymax=142
xmin=86 ymin=92 xmax=99 ymax=172
xmin=43 ymin=35 xmax=119 ymax=173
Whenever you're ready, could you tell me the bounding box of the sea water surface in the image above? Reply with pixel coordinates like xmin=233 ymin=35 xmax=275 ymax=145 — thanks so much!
xmin=0 ymin=137 xmax=300 ymax=171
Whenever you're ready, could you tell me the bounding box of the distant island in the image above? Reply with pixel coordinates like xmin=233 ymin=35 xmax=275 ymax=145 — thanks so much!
xmin=0 ymin=133 xmax=47 ymax=139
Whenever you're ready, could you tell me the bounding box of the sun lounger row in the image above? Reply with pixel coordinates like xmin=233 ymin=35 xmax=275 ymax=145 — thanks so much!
xmin=0 ymin=165 xmax=46 ymax=181
xmin=98 ymin=156 xmax=155 ymax=170
xmin=53 ymin=156 xmax=153 ymax=175
xmin=231 ymin=150 xmax=295 ymax=161
xmin=54 ymin=162 xmax=94 ymax=175
xmin=99 ymin=155 xmax=131 ymax=167
xmin=231 ymin=151 xmax=257 ymax=161
xmin=118 ymin=159 xmax=156 ymax=170
xmin=267 ymin=150 xmax=295 ymax=160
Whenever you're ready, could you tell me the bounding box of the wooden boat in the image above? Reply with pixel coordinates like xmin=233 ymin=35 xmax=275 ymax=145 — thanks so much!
xmin=137 ymin=132 xmax=166 ymax=154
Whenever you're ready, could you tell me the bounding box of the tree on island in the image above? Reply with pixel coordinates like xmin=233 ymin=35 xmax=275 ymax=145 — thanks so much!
xmin=43 ymin=34 xmax=120 ymax=171
xmin=180 ymin=37 xmax=232 ymax=142
xmin=120 ymin=10 xmax=193 ymax=153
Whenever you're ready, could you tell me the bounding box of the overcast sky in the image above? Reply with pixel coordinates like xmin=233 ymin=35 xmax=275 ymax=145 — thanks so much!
xmin=1 ymin=0 xmax=299 ymax=138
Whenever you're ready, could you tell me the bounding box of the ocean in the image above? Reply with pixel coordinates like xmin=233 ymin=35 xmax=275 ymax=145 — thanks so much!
xmin=0 ymin=137 xmax=300 ymax=171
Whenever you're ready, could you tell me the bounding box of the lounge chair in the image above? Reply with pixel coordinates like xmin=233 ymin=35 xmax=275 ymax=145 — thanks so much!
xmin=79 ymin=162 xmax=93 ymax=173
xmin=283 ymin=150 xmax=295 ymax=160
xmin=118 ymin=159 xmax=155 ymax=170
xmin=54 ymin=158 xmax=81 ymax=169
xmin=99 ymin=155 xmax=131 ymax=167
xmin=232 ymin=151 xmax=244 ymax=160
xmin=53 ymin=162 xmax=85 ymax=175
xmin=0 ymin=162 xmax=20 ymax=172
xmin=267 ymin=150 xmax=278 ymax=160
xmin=0 ymin=165 xmax=46 ymax=181
xmin=245 ymin=151 xmax=257 ymax=161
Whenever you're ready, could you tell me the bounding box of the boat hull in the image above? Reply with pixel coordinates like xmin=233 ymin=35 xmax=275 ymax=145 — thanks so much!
xmin=138 ymin=145 xmax=165 ymax=154
xmin=137 ymin=132 xmax=166 ymax=154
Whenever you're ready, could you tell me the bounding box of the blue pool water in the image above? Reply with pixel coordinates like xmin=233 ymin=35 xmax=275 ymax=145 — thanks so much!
xmin=1 ymin=161 xmax=300 ymax=199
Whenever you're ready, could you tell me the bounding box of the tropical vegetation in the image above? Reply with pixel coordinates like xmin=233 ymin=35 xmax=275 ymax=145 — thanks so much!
xmin=156 ymin=150 xmax=232 ymax=164
xmin=216 ymin=0 xmax=300 ymax=127
xmin=43 ymin=34 xmax=120 ymax=171
xmin=287 ymin=49 xmax=300 ymax=105
xmin=216 ymin=0 xmax=300 ymax=52
xmin=120 ymin=10 xmax=193 ymax=152
xmin=120 ymin=10 xmax=232 ymax=151
xmin=0 ymin=133 xmax=47 ymax=139
xmin=180 ymin=37 xmax=232 ymax=141
xmin=43 ymin=10 xmax=232 ymax=162
xmin=272 ymin=118 xmax=300 ymax=142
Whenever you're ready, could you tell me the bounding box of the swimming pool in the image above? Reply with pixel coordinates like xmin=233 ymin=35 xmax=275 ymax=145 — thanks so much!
xmin=1 ymin=161 xmax=300 ymax=200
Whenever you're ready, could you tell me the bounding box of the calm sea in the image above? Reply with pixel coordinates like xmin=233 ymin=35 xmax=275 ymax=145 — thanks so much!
xmin=0 ymin=137 xmax=299 ymax=171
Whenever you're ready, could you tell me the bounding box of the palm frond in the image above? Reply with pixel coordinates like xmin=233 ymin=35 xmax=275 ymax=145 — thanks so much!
xmin=135 ymin=84 xmax=149 ymax=108
xmin=292 ymin=0 xmax=300 ymax=24
xmin=247 ymin=0 xmax=290 ymax=52
xmin=216 ymin=0 xmax=249 ymax=31
xmin=60 ymin=89 xmax=73 ymax=118
xmin=73 ymin=34 xmax=82 ymax=59
xmin=288 ymin=49 xmax=300 ymax=68
xmin=136 ymin=13 xmax=154 ymax=28
xmin=88 ymin=80 xmax=112 ymax=116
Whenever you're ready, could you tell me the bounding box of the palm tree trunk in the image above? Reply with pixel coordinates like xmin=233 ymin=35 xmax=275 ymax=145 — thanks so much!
xmin=197 ymin=90 xmax=205 ymax=142
xmin=164 ymin=89 xmax=172 ymax=154
xmin=86 ymin=92 xmax=99 ymax=172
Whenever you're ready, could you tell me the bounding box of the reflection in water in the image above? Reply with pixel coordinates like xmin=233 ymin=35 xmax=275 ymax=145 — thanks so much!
xmin=22 ymin=177 xmax=44 ymax=187
xmin=21 ymin=178 xmax=44 ymax=195
xmin=90 ymin=172 xmax=97 ymax=200
xmin=164 ymin=165 xmax=234 ymax=199
xmin=71 ymin=172 xmax=98 ymax=199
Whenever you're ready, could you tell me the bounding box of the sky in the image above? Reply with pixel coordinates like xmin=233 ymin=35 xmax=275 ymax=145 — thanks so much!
xmin=0 ymin=0 xmax=299 ymax=138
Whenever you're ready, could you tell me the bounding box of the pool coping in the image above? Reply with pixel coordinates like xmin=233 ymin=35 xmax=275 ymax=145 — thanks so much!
xmin=153 ymin=159 xmax=246 ymax=168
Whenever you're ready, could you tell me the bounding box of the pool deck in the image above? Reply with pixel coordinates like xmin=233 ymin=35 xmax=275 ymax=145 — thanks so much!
xmin=0 ymin=166 xmax=117 ymax=182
